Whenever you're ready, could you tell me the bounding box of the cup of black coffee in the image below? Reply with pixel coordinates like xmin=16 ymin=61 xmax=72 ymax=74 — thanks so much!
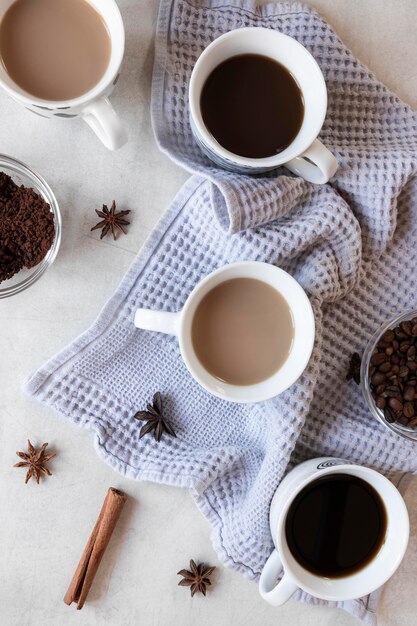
xmin=189 ymin=28 xmax=338 ymax=183
xmin=259 ymin=457 xmax=409 ymax=605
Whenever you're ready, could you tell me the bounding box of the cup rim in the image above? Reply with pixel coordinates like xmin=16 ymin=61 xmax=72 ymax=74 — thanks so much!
xmin=177 ymin=261 xmax=315 ymax=403
xmin=274 ymin=464 xmax=409 ymax=601
xmin=189 ymin=27 xmax=328 ymax=168
xmin=0 ymin=0 xmax=125 ymax=108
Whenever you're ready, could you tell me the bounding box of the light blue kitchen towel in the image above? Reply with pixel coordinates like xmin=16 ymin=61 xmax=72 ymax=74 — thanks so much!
xmin=25 ymin=1 xmax=417 ymax=623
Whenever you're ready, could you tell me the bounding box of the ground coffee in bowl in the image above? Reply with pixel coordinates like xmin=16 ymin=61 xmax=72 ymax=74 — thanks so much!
xmin=0 ymin=171 xmax=55 ymax=283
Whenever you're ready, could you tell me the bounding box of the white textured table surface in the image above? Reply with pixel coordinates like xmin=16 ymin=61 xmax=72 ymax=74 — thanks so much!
xmin=1 ymin=1 xmax=417 ymax=625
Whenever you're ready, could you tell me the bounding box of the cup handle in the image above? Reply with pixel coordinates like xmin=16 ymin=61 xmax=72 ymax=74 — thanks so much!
xmin=134 ymin=309 xmax=180 ymax=336
xmin=82 ymin=96 xmax=128 ymax=150
xmin=284 ymin=138 xmax=338 ymax=184
xmin=259 ymin=549 xmax=298 ymax=606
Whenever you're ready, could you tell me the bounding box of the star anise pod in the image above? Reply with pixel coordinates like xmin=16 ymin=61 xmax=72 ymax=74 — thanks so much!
xmin=177 ymin=559 xmax=216 ymax=597
xmin=14 ymin=440 xmax=56 ymax=484
xmin=346 ymin=352 xmax=361 ymax=385
xmin=91 ymin=200 xmax=130 ymax=240
xmin=133 ymin=392 xmax=176 ymax=442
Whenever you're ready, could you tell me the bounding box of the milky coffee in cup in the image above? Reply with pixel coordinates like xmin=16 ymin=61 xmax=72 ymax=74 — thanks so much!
xmin=191 ymin=277 xmax=295 ymax=385
xmin=0 ymin=0 xmax=111 ymax=101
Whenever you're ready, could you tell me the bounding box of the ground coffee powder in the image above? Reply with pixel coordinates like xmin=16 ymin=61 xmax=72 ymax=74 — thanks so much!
xmin=0 ymin=171 xmax=55 ymax=283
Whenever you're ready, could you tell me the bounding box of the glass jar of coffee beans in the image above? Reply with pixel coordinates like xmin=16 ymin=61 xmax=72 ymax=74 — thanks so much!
xmin=361 ymin=310 xmax=417 ymax=441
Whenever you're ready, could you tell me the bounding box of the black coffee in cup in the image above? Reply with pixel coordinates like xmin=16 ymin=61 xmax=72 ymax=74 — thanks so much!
xmin=285 ymin=474 xmax=387 ymax=578
xmin=200 ymin=53 xmax=304 ymax=158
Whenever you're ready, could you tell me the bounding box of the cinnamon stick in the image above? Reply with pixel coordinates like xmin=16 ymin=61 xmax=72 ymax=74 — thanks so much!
xmin=64 ymin=487 xmax=127 ymax=609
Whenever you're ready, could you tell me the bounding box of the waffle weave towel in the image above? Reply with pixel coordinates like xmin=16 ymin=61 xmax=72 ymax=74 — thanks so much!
xmin=25 ymin=1 xmax=417 ymax=622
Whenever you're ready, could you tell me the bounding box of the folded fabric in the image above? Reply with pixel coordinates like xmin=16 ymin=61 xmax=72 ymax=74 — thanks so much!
xmin=25 ymin=1 xmax=417 ymax=623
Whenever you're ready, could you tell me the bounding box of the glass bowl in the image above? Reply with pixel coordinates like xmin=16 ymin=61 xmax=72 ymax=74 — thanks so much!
xmin=0 ymin=154 xmax=61 ymax=298
xmin=361 ymin=309 xmax=417 ymax=441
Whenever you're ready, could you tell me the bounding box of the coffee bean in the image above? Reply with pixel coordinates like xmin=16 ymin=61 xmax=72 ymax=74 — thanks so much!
xmin=412 ymin=324 xmax=417 ymax=336
xmin=388 ymin=397 xmax=403 ymax=413
xmin=379 ymin=362 xmax=392 ymax=373
xmin=377 ymin=341 xmax=390 ymax=349
xmin=371 ymin=352 xmax=388 ymax=365
xmin=404 ymin=402 xmax=415 ymax=418
xmin=408 ymin=361 xmax=417 ymax=371
xmin=404 ymin=386 xmax=415 ymax=401
xmin=400 ymin=341 xmax=411 ymax=353
xmin=371 ymin=372 xmax=386 ymax=385
xmin=407 ymin=345 xmax=416 ymax=360
xmin=401 ymin=321 xmax=412 ymax=335
xmin=383 ymin=330 xmax=395 ymax=342
xmin=376 ymin=396 xmax=386 ymax=409
xmin=384 ymin=406 xmax=396 ymax=423
xmin=391 ymin=354 xmax=401 ymax=365
xmin=385 ymin=386 xmax=401 ymax=398
xmin=399 ymin=366 xmax=410 ymax=378
xmin=408 ymin=416 xmax=417 ymax=426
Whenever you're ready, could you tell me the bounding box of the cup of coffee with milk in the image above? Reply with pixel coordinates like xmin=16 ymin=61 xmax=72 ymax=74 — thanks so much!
xmin=134 ymin=262 xmax=315 ymax=403
xmin=0 ymin=0 xmax=127 ymax=150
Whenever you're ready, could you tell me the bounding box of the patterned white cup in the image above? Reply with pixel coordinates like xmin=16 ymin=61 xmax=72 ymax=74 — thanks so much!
xmin=259 ymin=457 xmax=409 ymax=605
xmin=0 ymin=0 xmax=128 ymax=150
xmin=189 ymin=27 xmax=338 ymax=183
xmin=134 ymin=261 xmax=315 ymax=403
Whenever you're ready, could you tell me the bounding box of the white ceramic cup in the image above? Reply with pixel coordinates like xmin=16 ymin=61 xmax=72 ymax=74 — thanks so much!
xmin=134 ymin=261 xmax=315 ymax=403
xmin=0 ymin=0 xmax=128 ymax=150
xmin=259 ymin=457 xmax=409 ymax=605
xmin=189 ymin=27 xmax=338 ymax=183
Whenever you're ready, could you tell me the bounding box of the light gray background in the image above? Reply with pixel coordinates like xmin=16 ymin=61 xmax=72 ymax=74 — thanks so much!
xmin=1 ymin=1 xmax=417 ymax=625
